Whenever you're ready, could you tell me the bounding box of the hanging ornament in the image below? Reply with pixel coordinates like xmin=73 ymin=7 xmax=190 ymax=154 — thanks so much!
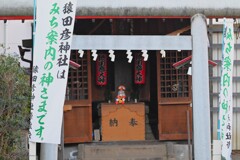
xmin=91 ymin=50 xmax=98 ymax=61
xmin=96 ymin=54 xmax=107 ymax=86
xmin=160 ymin=50 xmax=166 ymax=58
xmin=126 ymin=50 xmax=133 ymax=63
xmin=134 ymin=53 xmax=146 ymax=84
xmin=141 ymin=49 xmax=148 ymax=61
xmin=108 ymin=50 xmax=115 ymax=62
xmin=78 ymin=50 xmax=84 ymax=58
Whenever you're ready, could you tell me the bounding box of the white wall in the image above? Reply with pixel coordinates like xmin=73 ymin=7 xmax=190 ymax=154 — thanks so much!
xmin=0 ymin=20 xmax=33 ymax=67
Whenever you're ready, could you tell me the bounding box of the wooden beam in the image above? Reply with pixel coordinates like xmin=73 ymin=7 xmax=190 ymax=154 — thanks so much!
xmin=167 ymin=26 xmax=191 ymax=35
xmin=64 ymin=105 xmax=72 ymax=112
xmin=71 ymin=35 xmax=192 ymax=50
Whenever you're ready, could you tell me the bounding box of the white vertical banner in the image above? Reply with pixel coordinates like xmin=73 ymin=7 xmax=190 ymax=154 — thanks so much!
xmin=29 ymin=0 xmax=77 ymax=144
xmin=219 ymin=19 xmax=234 ymax=160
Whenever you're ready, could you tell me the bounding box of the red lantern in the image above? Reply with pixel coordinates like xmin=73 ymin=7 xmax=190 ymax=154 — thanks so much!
xmin=96 ymin=54 xmax=107 ymax=86
xmin=134 ymin=53 xmax=146 ymax=84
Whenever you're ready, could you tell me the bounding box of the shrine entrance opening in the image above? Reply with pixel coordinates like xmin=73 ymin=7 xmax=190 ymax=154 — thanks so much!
xmin=63 ymin=18 xmax=193 ymax=143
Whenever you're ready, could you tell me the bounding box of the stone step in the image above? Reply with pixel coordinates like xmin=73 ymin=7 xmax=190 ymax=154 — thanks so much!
xmin=78 ymin=142 xmax=167 ymax=160
xmin=80 ymin=158 xmax=168 ymax=160
xmin=74 ymin=141 xmax=191 ymax=160
xmin=79 ymin=158 xmax=167 ymax=160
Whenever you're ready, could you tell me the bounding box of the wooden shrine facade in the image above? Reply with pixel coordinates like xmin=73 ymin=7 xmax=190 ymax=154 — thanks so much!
xmin=63 ymin=18 xmax=193 ymax=143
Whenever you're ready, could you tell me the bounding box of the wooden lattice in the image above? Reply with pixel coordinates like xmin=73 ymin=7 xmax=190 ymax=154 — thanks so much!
xmin=159 ymin=51 xmax=190 ymax=98
xmin=66 ymin=50 xmax=89 ymax=100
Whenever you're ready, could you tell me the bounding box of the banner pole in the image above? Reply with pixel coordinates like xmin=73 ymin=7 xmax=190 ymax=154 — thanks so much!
xmin=29 ymin=0 xmax=37 ymax=159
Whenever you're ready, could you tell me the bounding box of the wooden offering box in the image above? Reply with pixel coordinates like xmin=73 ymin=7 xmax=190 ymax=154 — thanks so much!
xmin=101 ymin=102 xmax=145 ymax=141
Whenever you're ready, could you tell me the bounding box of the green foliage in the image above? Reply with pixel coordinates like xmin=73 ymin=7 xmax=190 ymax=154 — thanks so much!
xmin=0 ymin=55 xmax=31 ymax=160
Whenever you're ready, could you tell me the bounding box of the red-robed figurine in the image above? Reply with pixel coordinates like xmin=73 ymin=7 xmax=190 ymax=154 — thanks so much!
xmin=115 ymin=85 xmax=126 ymax=104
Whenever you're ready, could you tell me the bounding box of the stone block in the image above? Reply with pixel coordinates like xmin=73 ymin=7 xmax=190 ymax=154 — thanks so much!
xmin=166 ymin=142 xmax=175 ymax=158
xmin=78 ymin=142 xmax=168 ymax=160
xmin=173 ymin=144 xmax=191 ymax=160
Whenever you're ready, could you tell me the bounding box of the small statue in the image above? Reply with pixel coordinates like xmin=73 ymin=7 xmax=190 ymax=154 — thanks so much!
xmin=115 ymin=85 xmax=126 ymax=104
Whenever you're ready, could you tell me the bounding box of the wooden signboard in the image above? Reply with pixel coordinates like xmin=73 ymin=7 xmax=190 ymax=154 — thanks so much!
xmin=101 ymin=103 xmax=145 ymax=141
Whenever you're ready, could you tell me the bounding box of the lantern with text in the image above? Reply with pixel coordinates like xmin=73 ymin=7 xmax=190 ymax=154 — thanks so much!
xmin=96 ymin=54 xmax=107 ymax=86
xmin=134 ymin=53 xmax=146 ymax=84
